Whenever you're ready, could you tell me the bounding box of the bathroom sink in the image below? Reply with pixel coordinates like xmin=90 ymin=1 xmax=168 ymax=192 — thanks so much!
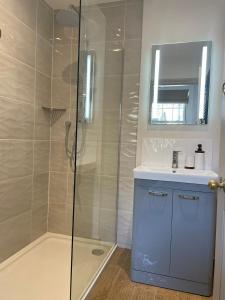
xmin=133 ymin=166 xmax=218 ymax=185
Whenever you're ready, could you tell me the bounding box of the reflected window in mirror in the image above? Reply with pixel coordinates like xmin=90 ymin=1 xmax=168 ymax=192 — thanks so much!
xmin=149 ymin=41 xmax=212 ymax=125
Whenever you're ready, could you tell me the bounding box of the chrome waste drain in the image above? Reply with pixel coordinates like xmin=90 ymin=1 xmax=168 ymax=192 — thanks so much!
xmin=92 ymin=249 xmax=105 ymax=256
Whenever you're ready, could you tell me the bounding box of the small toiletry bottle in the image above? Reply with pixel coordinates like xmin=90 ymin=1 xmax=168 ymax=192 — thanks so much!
xmin=195 ymin=144 xmax=205 ymax=170
xmin=185 ymin=155 xmax=195 ymax=169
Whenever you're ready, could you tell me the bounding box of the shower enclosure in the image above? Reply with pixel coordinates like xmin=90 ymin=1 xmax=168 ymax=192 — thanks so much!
xmin=70 ymin=1 xmax=122 ymax=298
xmin=0 ymin=0 xmax=142 ymax=299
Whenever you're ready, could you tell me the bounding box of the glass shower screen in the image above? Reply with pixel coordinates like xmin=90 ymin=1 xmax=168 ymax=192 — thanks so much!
xmin=70 ymin=0 xmax=122 ymax=299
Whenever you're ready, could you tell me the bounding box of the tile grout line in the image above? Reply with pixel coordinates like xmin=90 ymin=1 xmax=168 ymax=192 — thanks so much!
xmin=0 ymin=35 xmax=52 ymax=73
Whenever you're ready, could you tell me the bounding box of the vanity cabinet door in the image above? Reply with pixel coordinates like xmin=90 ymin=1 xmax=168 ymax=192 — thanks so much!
xmin=132 ymin=183 xmax=173 ymax=275
xmin=170 ymin=190 xmax=216 ymax=283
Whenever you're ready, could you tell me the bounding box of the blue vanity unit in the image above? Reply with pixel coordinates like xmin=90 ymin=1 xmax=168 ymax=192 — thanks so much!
xmin=131 ymin=167 xmax=218 ymax=296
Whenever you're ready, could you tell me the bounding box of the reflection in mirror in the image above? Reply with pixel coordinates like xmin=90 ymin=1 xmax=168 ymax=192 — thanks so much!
xmin=149 ymin=41 xmax=212 ymax=125
xmin=79 ymin=50 xmax=95 ymax=123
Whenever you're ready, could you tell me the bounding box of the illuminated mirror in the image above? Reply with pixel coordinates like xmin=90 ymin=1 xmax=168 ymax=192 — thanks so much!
xmin=149 ymin=41 xmax=212 ymax=125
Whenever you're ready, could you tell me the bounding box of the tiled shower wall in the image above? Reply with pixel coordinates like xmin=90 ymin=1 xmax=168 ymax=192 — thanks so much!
xmin=117 ymin=0 xmax=143 ymax=249
xmin=71 ymin=0 xmax=143 ymax=245
xmin=47 ymin=0 xmax=143 ymax=246
xmin=0 ymin=0 xmax=53 ymax=262
xmin=48 ymin=12 xmax=78 ymax=235
xmin=0 ymin=0 xmax=142 ymax=262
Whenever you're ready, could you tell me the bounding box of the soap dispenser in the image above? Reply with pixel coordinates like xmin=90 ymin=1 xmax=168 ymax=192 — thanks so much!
xmin=195 ymin=144 xmax=205 ymax=170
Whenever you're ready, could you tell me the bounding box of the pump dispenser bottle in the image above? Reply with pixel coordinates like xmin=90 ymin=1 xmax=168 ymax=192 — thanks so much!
xmin=195 ymin=144 xmax=205 ymax=170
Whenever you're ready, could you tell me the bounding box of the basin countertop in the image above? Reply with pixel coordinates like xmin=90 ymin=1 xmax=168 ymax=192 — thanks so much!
xmin=133 ymin=166 xmax=218 ymax=185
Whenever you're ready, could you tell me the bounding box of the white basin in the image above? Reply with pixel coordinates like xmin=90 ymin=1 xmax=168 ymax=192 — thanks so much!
xmin=133 ymin=166 xmax=218 ymax=185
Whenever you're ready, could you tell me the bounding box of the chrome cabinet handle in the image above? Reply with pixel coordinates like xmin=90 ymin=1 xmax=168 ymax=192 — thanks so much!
xmin=148 ymin=191 xmax=168 ymax=197
xmin=178 ymin=194 xmax=199 ymax=201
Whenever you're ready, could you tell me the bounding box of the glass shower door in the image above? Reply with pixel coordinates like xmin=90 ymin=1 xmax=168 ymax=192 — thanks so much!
xmin=70 ymin=0 xmax=123 ymax=299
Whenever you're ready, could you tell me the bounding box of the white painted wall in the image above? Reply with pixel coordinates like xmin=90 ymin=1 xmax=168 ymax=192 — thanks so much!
xmin=137 ymin=0 xmax=225 ymax=172
xmin=136 ymin=2 xmax=225 ymax=299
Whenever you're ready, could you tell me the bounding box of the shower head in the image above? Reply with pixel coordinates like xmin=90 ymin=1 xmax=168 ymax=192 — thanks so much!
xmin=55 ymin=5 xmax=80 ymax=27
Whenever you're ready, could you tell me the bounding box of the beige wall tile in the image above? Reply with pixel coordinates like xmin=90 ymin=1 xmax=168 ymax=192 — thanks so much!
xmin=36 ymin=71 xmax=51 ymax=107
xmin=49 ymin=202 xmax=72 ymax=236
xmin=124 ymin=39 xmax=142 ymax=75
xmin=125 ymin=0 xmax=141 ymax=3
xmin=98 ymin=1 xmax=124 ymax=9
xmin=70 ymin=84 xmax=77 ymax=109
xmin=122 ymin=75 xmax=140 ymax=110
xmin=49 ymin=172 xmax=68 ymax=205
xmin=125 ymin=2 xmax=143 ymax=40
xmin=0 ymin=7 xmax=35 ymax=67
xmin=0 ymin=0 xmax=56 ymax=259
xmin=48 ymin=204 xmax=73 ymax=236
xmin=0 ymin=0 xmax=37 ymax=30
xmin=101 ymin=142 xmax=119 ymax=177
xmin=100 ymin=5 xmax=125 ymax=42
xmin=50 ymin=141 xmax=69 ymax=172
xmin=0 ymin=176 xmax=32 ymax=223
xmin=121 ymin=108 xmax=138 ymax=144
xmin=103 ymin=76 xmax=122 ymax=111
xmin=71 ymin=42 xmax=78 ymax=76
xmin=0 ymin=212 xmax=31 ymax=263
xmin=52 ymin=77 xmax=71 ymax=108
xmin=65 ymin=203 xmax=73 ymax=236
xmin=102 ymin=110 xmax=120 ymax=143
xmin=78 ymin=124 xmax=100 ymax=145
xmin=117 ymin=0 xmax=142 ymax=248
xmin=117 ymin=209 xmax=133 ymax=249
xmin=51 ymin=9 xmax=77 ymax=167
xmin=36 ymin=35 xmax=53 ymax=77
xmin=75 ymin=173 xmax=99 ymax=208
xmin=35 ymin=106 xmax=51 ymax=140
xmin=37 ymin=0 xmax=53 ymax=42
xmin=0 ymin=98 xmax=34 ymax=139
xmin=119 ymin=143 xmax=137 ymax=178
xmin=53 ymin=12 xmax=75 ymax=45
xmin=48 ymin=203 xmax=66 ymax=234
xmin=0 ymin=53 xmax=35 ymax=104
xmin=31 ymin=204 xmax=48 ymax=241
xmin=118 ymin=177 xmax=134 ymax=211
xmin=34 ymin=141 xmax=50 ymax=174
xmin=100 ymin=175 xmax=117 ymax=210
xmin=68 ymin=109 xmax=77 ymax=134
xmin=53 ymin=43 xmax=71 ymax=78
xmin=67 ymin=173 xmax=75 ymax=204
xmin=33 ymin=173 xmax=49 ymax=209
xmin=74 ymin=205 xmax=99 ymax=239
xmin=0 ymin=141 xmax=33 ymax=181
xmin=105 ymin=41 xmax=124 ymax=76
xmin=99 ymin=208 xmax=117 ymax=243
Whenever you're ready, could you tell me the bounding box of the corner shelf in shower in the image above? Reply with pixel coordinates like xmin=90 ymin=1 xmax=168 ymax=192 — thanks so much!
xmin=42 ymin=106 xmax=67 ymax=124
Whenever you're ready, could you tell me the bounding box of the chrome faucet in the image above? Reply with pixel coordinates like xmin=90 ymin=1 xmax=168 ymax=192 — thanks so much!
xmin=172 ymin=151 xmax=180 ymax=169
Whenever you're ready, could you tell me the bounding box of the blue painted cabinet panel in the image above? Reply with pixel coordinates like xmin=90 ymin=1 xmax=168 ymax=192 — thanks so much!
xmin=131 ymin=179 xmax=216 ymax=296
xmin=132 ymin=184 xmax=173 ymax=275
xmin=170 ymin=190 xmax=216 ymax=283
